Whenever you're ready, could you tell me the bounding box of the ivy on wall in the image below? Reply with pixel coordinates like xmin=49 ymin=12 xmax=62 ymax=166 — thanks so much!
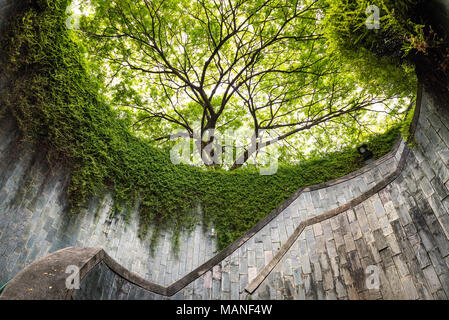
xmin=0 ymin=0 xmax=408 ymax=251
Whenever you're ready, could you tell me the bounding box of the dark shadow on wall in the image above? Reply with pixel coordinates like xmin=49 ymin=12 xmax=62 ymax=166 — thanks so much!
xmin=411 ymin=0 xmax=449 ymax=107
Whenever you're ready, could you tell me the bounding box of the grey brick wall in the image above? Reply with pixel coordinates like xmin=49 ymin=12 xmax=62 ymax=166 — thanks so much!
xmin=0 ymin=115 xmax=218 ymax=287
xmin=0 ymin=0 xmax=448 ymax=302
xmin=70 ymin=89 xmax=449 ymax=300
xmin=0 ymin=105 xmax=401 ymax=290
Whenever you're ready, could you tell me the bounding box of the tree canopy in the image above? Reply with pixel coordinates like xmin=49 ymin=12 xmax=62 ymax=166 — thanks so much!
xmin=78 ymin=0 xmax=416 ymax=169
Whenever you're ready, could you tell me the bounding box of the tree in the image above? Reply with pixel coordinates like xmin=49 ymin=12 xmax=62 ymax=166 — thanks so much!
xmin=80 ymin=0 xmax=411 ymax=169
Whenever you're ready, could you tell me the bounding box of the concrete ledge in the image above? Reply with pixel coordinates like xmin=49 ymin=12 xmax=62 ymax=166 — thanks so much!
xmin=0 ymin=247 xmax=170 ymax=299
xmin=0 ymin=247 xmax=103 ymax=300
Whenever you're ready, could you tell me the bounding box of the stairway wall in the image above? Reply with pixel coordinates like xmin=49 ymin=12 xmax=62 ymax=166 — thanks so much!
xmin=1 ymin=0 xmax=449 ymax=300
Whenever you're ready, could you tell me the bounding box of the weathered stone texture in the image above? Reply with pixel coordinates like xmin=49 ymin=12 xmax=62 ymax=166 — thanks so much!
xmin=0 ymin=115 xmax=217 ymax=287
xmin=0 ymin=108 xmax=399 ymax=289
xmin=3 ymin=86 xmax=449 ymax=300
xmin=72 ymin=89 xmax=449 ymax=300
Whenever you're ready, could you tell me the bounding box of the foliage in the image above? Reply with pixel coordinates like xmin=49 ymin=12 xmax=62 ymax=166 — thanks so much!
xmin=78 ymin=0 xmax=412 ymax=169
xmin=323 ymin=0 xmax=426 ymax=52
xmin=0 ymin=0 xmax=409 ymax=252
xmin=321 ymin=0 xmax=420 ymax=98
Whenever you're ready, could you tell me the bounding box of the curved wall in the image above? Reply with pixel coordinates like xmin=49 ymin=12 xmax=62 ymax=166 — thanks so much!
xmin=1 ymin=1 xmax=449 ymax=301
xmin=0 ymin=101 xmax=401 ymax=290
xmin=0 ymin=113 xmax=218 ymax=287
xmin=0 ymin=96 xmax=404 ymax=289
xmin=68 ymin=87 xmax=449 ymax=300
xmin=1 ymin=88 xmax=449 ymax=300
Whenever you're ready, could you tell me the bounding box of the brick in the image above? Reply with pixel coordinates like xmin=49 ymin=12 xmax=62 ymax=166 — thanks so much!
xmin=373 ymin=229 xmax=388 ymax=252
xmin=326 ymin=239 xmax=338 ymax=258
xmin=350 ymin=221 xmax=363 ymax=240
xmin=313 ymin=223 xmax=323 ymax=237
xmin=354 ymin=206 xmax=370 ymax=233
xmin=428 ymin=248 xmax=449 ymax=276
xmin=344 ymin=233 xmax=356 ymax=252
xmin=263 ymin=250 xmax=273 ymax=267
xmin=203 ymin=271 xmax=212 ymax=289
xmin=396 ymin=206 xmax=413 ymax=225
xmin=230 ymin=263 xmax=239 ymax=283
xmin=401 ymin=275 xmax=420 ymax=300
xmin=379 ymin=216 xmax=393 ymax=236
xmin=367 ymin=243 xmax=382 ymax=264
xmin=434 ymin=290 xmax=448 ymax=300
xmin=373 ymin=199 xmax=386 ymax=217
xmin=330 ymin=216 xmax=340 ymax=232
xmin=379 ymin=248 xmax=395 ymax=268
xmin=413 ymin=243 xmax=432 ymax=269
xmin=385 ymin=265 xmax=405 ymax=299
xmin=438 ymin=272 xmax=449 ymax=297
xmin=248 ymin=267 xmax=257 ymax=283
xmin=312 ymin=261 xmax=323 ymax=282
xmin=301 ymin=253 xmax=312 ymax=274
xmin=333 ymin=228 xmax=345 ymax=249
xmin=354 ymin=238 xmax=370 ymax=259
xmin=418 ymin=229 xmax=436 ymax=252
xmin=393 ymin=254 xmax=410 ymax=277
xmin=247 ymin=250 xmax=256 ymax=268
xmin=221 ymin=272 xmax=230 ymax=292
xmin=385 ymin=234 xmax=401 ymax=255
xmin=347 ymin=209 xmax=356 ymax=223
xmin=422 ymin=265 xmax=442 ymax=294
xmin=431 ymin=177 xmax=449 ymax=200
xmin=366 ymin=213 xmax=380 ymax=231
xmin=230 ymin=282 xmax=239 ymax=300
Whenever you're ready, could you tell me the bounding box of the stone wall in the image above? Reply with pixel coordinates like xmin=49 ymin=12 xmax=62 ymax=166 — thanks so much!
xmin=1 ymin=1 xmax=449 ymax=300
xmin=64 ymin=87 xmax=449 ymax=300
xmin=0 ymin=113 xmax=217 ymax=286
xmin=2 ymin=88 xmax=449 ymax=300
xmin=0 ymin=103 xmax=399 ymax=290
